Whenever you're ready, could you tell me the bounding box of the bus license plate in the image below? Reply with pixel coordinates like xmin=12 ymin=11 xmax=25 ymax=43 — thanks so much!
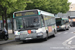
xmin=26 ymin=38 xmax=32 ymax=40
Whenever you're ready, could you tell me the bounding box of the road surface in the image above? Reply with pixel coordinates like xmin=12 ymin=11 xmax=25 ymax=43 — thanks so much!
xmin=0 ymin=27 xmax=75 ymax=50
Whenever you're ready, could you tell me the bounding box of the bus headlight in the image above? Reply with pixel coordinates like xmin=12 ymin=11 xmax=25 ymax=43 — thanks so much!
xmin=61 ymin=25 xmax=65 ymax=28
xmin=31 ymin=30 xmax=36 ymax=33
xmin=37 ymin=32 xmax=43 ymax=36
xmin=36 ymin=28 xmax=43 ymax=35
xmin=14 ymin=31 xmax=20 ymax=35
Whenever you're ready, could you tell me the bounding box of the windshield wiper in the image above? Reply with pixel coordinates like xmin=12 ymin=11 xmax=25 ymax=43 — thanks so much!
xmin=26 ymin=25 xmax=35 ymax=28
xmin=18 ymin=28 xmax=25 ymax=31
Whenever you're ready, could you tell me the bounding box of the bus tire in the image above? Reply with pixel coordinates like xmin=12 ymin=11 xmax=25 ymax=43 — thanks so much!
xmin=52 ymin=34 xmax=55 ymax=37
xmin=63 ymin=27 xmax=66 ymax=31
xmin=67 ymin=27 xmax=69 ymax=30
xmin=54 ymin=29 xmax=57 ymax=34
xmin=22 ymin=40 xmax=26 ymax=43
xmin=52 ymin=31 xmax=56 ymax=37
xmin=44 ymin=33 xmax=48 ymax=41
xmin=52 ymin=30 xmax=57 ymax=37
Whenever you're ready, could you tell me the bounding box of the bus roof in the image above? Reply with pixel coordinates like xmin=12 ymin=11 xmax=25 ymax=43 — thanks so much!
xmin=14 ymin=9 xmax=38 ymax=13
xmin=13 ymin=9 xmax=54 ymax=17
xmin=56 ymin=17 xmax=69 ymax=20
xmin=55 ymin=17 xmax=61 ymax=18
xmin=38 ymin=9 xmax=54 ymax=17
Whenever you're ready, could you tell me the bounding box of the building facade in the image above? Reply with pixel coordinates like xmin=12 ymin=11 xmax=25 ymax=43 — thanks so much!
xmin=57 ymin=4 xmax=75 ymax=18
xmin=69 ymin=4 xmax=75 ymax=11
xmin=57 ymin=11 xmax=75 ymax=17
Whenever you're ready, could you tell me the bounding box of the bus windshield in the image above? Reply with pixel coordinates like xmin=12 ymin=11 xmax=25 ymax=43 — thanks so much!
xmin=23 ymin=16 xmax=40 ymax=29
xmin=16 ymin=18 xmax=23 ymax=30
xmin=15 ymin=16 xmax=40 ymax=30
xmin=56 ymin=19 xmax=61 ymax=26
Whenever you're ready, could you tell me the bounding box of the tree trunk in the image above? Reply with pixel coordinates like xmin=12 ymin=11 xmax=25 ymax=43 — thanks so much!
xmin=5 ymin=8 xmax=8 ymax=33
xmin=11 ymin=16 xmax=14 ymax=34
xmin=2 ymin=15 xmax=4 ymax=28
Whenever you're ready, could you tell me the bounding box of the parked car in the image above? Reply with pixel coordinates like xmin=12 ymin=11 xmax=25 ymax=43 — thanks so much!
xmin=0 ymin=28 xmax=8 ymax=40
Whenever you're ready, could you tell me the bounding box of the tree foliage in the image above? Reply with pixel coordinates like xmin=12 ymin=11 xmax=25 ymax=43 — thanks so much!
xmin=0 ymin=0 xmax=32 ymax=31
xmin=0 ymin=0 xmax=32 ymax=16
xmin=26 ymin=0 xmax=70 ymax=14
xmin=0 ymin=0 xmax=70 ymax=16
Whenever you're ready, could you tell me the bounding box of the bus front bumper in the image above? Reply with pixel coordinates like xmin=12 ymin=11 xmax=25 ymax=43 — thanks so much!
xmin=19 ymin=33 xmax=44 ymax=40
xmin=25 ymin=35 xmax=43 ymax=40
xmin=57 ymin=27 xmax=65 ymax=30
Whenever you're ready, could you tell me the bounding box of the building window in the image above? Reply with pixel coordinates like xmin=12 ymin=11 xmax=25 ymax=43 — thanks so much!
xmin=71 ymin=7 xmax=72 ymax=9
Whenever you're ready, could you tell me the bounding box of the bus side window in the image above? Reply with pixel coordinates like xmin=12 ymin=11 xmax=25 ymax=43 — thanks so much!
xmin=41 ymin=15 xmax=45 ymax=27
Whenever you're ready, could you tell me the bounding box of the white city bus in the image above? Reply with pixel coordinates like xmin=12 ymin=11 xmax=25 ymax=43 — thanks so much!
xmin=56 ymin=17 xmax=70 ymax=31
xmin=13 ymin=9 xmax=57 ymax=42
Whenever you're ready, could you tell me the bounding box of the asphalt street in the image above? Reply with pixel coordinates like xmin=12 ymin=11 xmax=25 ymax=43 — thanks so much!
xmin=0 ymin=27 xmax=75 ymax=50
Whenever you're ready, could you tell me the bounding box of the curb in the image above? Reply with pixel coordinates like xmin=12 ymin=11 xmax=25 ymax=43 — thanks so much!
xmin=0 ymin=40 xmax=15 ymax=45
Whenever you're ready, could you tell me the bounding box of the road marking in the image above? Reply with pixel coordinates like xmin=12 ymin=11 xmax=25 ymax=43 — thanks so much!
xmin=62 ymin=36 xmax=75 ymax=47
xmin=68 ymin=40 xmax=72 ymax=44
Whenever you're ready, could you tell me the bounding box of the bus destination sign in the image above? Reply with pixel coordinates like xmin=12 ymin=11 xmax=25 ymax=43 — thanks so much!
xmin=15 ymin=11 xmax=38 ymax=17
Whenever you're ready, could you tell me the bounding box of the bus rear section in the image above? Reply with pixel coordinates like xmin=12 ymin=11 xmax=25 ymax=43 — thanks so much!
xmin=56 ymin=17 xmax=70 ymax=31
xmin=13 ymin=9 xmax=56 ymax=42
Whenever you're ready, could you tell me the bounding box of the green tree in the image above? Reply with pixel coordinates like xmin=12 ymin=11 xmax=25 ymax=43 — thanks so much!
xmin=26 ymin=0 xmax=70 ymax=14
xmin=60 ymin=0 xmax=70 ymax=13
xmin=0 ymin=0 xmax=31 ymax=33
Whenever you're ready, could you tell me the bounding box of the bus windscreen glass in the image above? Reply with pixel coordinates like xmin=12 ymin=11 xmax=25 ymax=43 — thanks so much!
xmin=56 ymin=18 xmax=61 ymax=26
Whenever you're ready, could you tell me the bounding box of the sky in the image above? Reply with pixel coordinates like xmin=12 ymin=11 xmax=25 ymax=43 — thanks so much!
xmin=68 ymin=0 xmax=75 ymax=4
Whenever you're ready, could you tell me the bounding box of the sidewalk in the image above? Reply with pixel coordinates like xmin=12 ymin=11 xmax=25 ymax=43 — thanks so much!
xmin=0 ymin=33 xmax=15 ymax=45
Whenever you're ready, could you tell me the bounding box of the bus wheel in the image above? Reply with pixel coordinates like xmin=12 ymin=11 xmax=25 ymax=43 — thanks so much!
xmin=52 ymin=30 xmax=56 ymax=37
xmin=70 ymin=25 xmax=73 ymax=27
xmin=54 ymin=30 xmax=57 ymax=34
xmin=52 ymin=34 xmax=55 ymax=37
xmin=22 ymin=40 xmax=26 ymax=43
xmin=67 ymin=27 xmax=69 ymax=30
xmin=64 ymin=27 xmax=66 ymax=31
xmin=44 ymin=33 xmax=48 ymax=41
xmin=4 ymin=36 xmax=8 ymax=40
